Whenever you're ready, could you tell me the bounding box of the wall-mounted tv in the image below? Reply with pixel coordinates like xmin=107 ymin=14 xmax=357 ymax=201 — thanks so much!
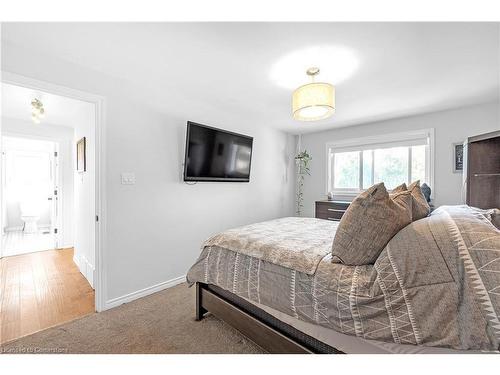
xmin=183 ymin=121 xmax=253 ymax=182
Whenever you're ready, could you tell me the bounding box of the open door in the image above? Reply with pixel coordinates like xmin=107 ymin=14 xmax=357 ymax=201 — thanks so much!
xmin=1 ymin=136 xmax=59 ymax=256
xmin=49 ymin=143 xmax=60 ymax=250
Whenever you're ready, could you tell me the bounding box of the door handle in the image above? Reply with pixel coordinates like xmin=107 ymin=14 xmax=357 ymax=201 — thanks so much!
xmin=48 ymin=197 xmax=53 ymax=201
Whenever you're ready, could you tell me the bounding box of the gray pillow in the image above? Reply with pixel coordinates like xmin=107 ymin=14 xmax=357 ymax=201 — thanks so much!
xmin=331 ymin=183 xmax=412 ymax=265
xmin=470 ymin=207 xmax=500 ymax=230
xmin=491 ymin=211 xmax=500 ymax=230
xmin=421 ymin=183 xmax=432 ymax=203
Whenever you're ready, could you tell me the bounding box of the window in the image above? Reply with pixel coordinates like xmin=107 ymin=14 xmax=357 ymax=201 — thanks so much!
xmin=333 ymin=151 xmax=359 ymax=189
xmin=327 ymin=130 xmax=433 ymax=195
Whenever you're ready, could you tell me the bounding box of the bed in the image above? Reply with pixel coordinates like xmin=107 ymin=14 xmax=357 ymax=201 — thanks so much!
xmin=186 ymin=205 xmax=500 ymax=353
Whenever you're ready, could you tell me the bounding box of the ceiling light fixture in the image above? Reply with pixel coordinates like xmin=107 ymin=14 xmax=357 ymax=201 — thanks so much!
xmin=270 ymin=45 xmax=358 ymax=90
xmin=292 ymin=67 xmax=335 ymax=121
xmin=31 ymin=98 xmax=45 ymax=124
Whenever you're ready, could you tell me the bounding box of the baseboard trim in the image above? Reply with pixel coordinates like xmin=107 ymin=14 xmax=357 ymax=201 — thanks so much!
xmin=73 ymin=253 xmax=95 ymax=289
xmin=104 ymin=275 xmax=186 ymax=310
xmin=5 ymin=224 xmax=51 ymax=232
xmin=73 ymin=254 xmax=80 ymax=268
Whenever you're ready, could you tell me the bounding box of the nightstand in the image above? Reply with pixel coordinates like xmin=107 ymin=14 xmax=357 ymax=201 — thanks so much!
xmin=315 ymin=200 xmax=350 ymax=221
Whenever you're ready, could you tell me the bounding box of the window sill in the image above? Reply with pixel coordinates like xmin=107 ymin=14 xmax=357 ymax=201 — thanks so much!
xmin=329 ymin=190 xmax=434 ymax=203
xmin=327 ymin=191 xmax=359 ymax=202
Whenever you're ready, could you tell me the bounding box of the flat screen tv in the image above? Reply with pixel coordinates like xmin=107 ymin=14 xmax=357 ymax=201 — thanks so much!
xmin=183 ymin=122 xmax=253 ymax=182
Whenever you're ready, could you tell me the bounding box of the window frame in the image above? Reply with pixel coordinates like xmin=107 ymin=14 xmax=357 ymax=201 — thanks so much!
xmin=325 ymin=129 xmax=435 ymax=200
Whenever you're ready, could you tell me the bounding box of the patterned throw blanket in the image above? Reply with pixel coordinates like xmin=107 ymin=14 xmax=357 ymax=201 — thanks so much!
xmin=203 ymin=217 xmax=337 ymax=275
xmin=187 ymin=206 xmax=500 ymax=351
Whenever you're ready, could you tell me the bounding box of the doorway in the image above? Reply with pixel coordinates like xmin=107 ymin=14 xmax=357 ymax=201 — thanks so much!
xmin=0 ymin=75 xmax=104 ymax=344
xmin=1 ymin=136 xmax=60 ymax=257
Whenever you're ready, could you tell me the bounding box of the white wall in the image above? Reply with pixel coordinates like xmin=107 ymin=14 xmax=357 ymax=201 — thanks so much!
xmin=297 ymin=102 xmax=499 ymax=217
xmin=1 ymin=117 xmax=74 ymax=248
xmin=73 ymin=105 xmax=96 ymax=288
xmin=1 ymin=41 xmax=296 ymax=304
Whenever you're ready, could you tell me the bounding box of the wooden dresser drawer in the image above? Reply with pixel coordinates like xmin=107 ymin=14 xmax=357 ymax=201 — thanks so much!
xmin=315 ymin=200 xmax=350 ymax=221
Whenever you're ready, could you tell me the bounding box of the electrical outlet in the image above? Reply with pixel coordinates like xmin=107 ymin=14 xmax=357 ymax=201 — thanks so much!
xmin=121 ymin=172 xmax=135 ymax=185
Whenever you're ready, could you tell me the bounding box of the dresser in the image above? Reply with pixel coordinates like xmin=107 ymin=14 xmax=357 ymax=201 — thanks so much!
xmin=315 ymin=200 xmax=350 ymax=221
xmin=463 ymin=130 xmax=500 ymax=209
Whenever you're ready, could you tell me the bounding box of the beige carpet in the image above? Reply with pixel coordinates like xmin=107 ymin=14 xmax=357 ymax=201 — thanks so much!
xmin=0 ymin=283 xmax=266 ymax=354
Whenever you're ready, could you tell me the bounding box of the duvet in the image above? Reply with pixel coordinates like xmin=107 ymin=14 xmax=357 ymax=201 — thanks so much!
xmin=187 ymin=205 xmax=500 ymax=351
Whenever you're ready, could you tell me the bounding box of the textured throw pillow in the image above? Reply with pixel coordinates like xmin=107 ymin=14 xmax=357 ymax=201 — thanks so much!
xmin=408 ymin=180 xmax=431 ymax=220
xmin=331 ymin=183 xmax=412 ymax=265
xmin=391 ymin=183 xmax=408 ymax=195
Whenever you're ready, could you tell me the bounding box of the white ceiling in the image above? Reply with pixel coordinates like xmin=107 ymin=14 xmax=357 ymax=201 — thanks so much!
xmin=2 ymin=23 xmax=499 ymax=134
xmin=1 ymin=82 xmax=92 ymax=128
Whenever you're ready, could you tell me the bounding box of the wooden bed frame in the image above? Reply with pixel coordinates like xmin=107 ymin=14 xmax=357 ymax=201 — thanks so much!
xmin=195 ymin=282 xmax=344 ymax=354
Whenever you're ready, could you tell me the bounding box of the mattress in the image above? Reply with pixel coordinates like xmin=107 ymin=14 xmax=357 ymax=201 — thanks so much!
xmin=208 ymin=283 xmax=489 ymax=354
xmin=247 ymin=295 xmax=488 ymax=354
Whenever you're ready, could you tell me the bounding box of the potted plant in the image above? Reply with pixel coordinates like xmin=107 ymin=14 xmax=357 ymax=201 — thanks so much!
xmin=295 ymin=150 xmax=312 ymax=216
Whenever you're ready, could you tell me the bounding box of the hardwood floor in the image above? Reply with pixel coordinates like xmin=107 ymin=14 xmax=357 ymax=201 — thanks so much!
xmin=0 ymin=248 xmax=95 ymax=344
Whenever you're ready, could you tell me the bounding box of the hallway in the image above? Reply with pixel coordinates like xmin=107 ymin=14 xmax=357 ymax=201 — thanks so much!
xmin=0 ymin=248 xmax=95 ymax=344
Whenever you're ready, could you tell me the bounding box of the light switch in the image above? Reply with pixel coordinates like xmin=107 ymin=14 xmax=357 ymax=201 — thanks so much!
xmin=121 ymin=172 xmax=135 ymax=185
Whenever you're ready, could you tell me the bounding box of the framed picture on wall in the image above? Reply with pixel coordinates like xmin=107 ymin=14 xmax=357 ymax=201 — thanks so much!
xmin=77 ymin=137 xmax=86 ymax=172
xmin=453 ymin=142 xmax=463 ymax=173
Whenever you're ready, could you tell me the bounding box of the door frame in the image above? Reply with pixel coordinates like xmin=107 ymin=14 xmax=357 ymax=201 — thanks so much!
xmin=1 ymin=71 xmax=107 ymax=312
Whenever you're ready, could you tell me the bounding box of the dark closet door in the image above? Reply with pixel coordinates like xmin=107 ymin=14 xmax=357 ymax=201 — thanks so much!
xmin=466 ymin=135 xmax=500 ymax=209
